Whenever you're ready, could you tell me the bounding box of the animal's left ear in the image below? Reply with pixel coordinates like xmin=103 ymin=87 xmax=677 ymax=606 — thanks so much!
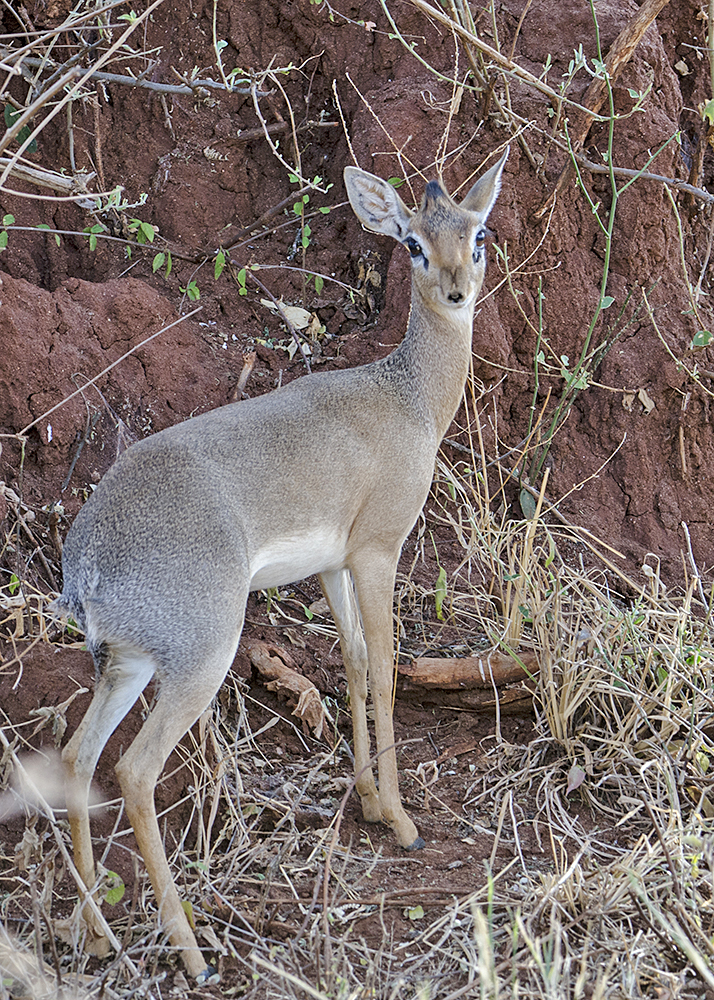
xmin=460 ymin=149 xmax=509 ymax=219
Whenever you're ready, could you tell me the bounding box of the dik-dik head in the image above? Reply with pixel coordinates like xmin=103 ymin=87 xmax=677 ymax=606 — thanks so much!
xmin=344 ymin=150 xmax=507 ymax=318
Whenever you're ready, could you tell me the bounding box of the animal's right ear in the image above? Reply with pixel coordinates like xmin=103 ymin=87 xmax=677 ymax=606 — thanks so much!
xmin=344 ymin=166 xmax=414 ymax=241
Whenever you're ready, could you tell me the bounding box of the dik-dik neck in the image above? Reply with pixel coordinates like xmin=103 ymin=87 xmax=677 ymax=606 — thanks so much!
xmin=385 ymin=280 xmax=476 ymax=442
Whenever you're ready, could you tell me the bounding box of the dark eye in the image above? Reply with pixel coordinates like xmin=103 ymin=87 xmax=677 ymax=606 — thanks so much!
xmin=404 ymin=237 xmax=423 ymax=258
xmin=475 ymin=229 xmax=486 ymax=249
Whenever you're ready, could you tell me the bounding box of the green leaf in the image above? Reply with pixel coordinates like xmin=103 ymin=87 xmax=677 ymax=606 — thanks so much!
xmin=703 ymin=100 xmax=714 ymax=125
xmin=3 ymin=214 xmax=14 ymax=226
xmin=84 ymin=222 xmax=104 ymax=252
xmin=181 ymin=898 xmax=195 ymax=928
xmin=601 ymin=295 xmax=615 ymax=309
xmin=9 ymin=573 xmax=19 ymax=595
xmin=314 ymin=274 xmax=324 ymax=294
xmin=388 ymin=177 xmax=405 ymax=187
xmin=214 ymin=248 xmax=226 ymax=280
xmin=152 ymin=251 xmax=166 ymax=273
xmin=318 ymin=206 xmax=331 ymax=214
xmin=288 ymin=173 xmax=299 ymax=183
xmin=435 ymin=566 xmax=447 ymax=620
xmin=164 ymin=251 xmax=172 ymax=278
xmin=36 ymin=222 xmax=61 ymax=246
xmin=520 ymin=488 xmax=537 ymax=520
xmin=692 ymin=330 xmax=713 ymax=348
xmin=407 ymin=905 xmax=424 ymax=920
xmin=103 ymin=871 xmax=125 ymax=906
xmin=0 ymin=231 xmax=8 ymax=250
xmin=133 ymin=220 xmax=155 ymax=244
xmin=5 ymin=106 xmax=37 ymax=152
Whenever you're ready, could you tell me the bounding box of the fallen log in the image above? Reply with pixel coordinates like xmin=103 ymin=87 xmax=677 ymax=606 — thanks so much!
xmin=397 ymin=649 xmax=539 ymax=714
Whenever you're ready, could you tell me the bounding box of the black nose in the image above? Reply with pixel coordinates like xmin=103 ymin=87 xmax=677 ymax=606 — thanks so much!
xmin=448 ymin=291 xmax=464 ymax=303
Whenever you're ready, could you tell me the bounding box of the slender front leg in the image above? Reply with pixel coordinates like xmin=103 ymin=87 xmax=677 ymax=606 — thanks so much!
xmin=348 ymin=553 xmax=424 ymax=850
xmin=319 ymin=569 xmax=381 ymax=823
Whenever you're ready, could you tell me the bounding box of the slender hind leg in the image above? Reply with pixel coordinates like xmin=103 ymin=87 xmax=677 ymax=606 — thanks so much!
xmin=114 ymin=643 xmax=239 ymax=982
xmin=62 ymin=649 xmax=156 ymax=952
xmin=318 ymin=568 xmax=381 ymax=823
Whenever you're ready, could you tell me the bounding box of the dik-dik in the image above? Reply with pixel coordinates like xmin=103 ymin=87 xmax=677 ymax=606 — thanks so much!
xmin=53 ymin=149 xmax=507 ymax=981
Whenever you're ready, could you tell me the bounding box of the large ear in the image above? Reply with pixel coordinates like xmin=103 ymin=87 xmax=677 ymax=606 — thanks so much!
xmin=344 ymin=166 xmax=414 ymax=241
xmin=459 ymin=148 xmax=509 ymax=219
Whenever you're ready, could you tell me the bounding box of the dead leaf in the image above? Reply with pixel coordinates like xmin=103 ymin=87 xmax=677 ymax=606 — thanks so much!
xmin=622 ymin=390 xmax=635 ymax=412
xmin=638 ymin=387 xmax=655 ymax=414
xmin=260 ymin=298 xmax=312 ymax=330
xmin=566 ymin=763 xmax=586 ymax=795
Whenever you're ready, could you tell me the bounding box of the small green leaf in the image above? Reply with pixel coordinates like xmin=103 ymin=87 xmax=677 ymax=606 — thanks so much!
xmin=314 ymin=274 xmax=324 ymax=294
xmin=36 ymin=222 xmax=61 ymax=246
xmin=703 ymin=100 xmax=714 ymax=125
xmin=520 ymin=488 xmax=537 ymax=520
xmin=318 ymin=206 xmax=331 ymax=214
xmin=601 ymin=295 xmax=615 ymax=309
xmin=407 ymin=905 xmax=425 ymax=920
xmin=3 ymin=214 xmax=15 ymax=227
xmin=435 ymin=566 xmax=447 ymax=620
xmin=9 ymin=573 xmax=19 ymax=595
xmin=181 ymin=898 xmax=195 ymax=928
xmin=104 ymin=871 xmax=125 ymax=906
xmin=133 ymin=220 xmax=155 ymax=244
xmin=388 ymin=177 xmax=405 ymax=187
xmin=165 ymin=251 xmax=172 ymax=278
xmin=214 ymin=248 xmax=226 ymax=280
xmin=152 ymin=251 xmax=166 ymax=273
xmin=692 ymin=329 xmax=713 ymax=348
xmin=0 ymin=231 xmax=8 ymax=251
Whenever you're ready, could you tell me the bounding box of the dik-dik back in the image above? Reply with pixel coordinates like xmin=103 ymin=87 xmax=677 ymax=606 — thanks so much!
xmin=54 ymin=150 xmax=507 ymax=982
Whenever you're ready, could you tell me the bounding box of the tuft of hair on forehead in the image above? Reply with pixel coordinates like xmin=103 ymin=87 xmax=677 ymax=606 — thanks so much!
xmin=423 ymin=179 xmax=448 ymax=204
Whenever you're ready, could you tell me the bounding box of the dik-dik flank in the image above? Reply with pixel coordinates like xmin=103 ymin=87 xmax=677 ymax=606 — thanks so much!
xmin=53 ymin=150 xmax=507 ymax=981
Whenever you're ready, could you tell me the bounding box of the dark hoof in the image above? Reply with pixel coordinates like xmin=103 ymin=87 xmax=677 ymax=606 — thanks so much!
xmin=406 ymin=836 xmax=426 ymax=851
xmin=195 ymin=966 xmax=220 ymax=986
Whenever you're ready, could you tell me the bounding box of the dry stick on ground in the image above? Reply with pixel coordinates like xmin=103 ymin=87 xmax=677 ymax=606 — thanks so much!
xmin=534 ymin=0 xmax=673 ymax=219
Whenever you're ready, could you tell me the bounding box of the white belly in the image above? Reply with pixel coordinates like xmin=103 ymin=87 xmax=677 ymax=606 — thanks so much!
xmin=249 ymin=529 xmax=347 ymax=590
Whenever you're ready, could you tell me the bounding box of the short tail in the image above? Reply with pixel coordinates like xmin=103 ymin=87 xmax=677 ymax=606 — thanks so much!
xmin=47 ymin=590 xmax=86 ymax=631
